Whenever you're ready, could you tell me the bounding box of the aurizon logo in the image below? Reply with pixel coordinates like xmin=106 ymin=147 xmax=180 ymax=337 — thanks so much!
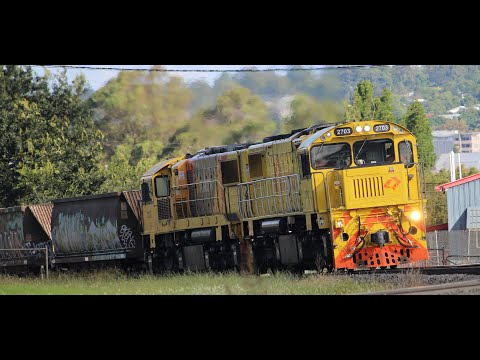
xmin=384 ymin=176 xmax=401 ymax=190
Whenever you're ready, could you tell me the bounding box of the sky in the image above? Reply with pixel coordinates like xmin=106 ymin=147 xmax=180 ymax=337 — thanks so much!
xmin=31 ymin=65 xmax=319 ymax=91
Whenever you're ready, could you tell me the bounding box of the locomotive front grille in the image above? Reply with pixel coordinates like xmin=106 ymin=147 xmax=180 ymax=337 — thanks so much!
xmin=352 ymin=176 xmax=385 ymax=199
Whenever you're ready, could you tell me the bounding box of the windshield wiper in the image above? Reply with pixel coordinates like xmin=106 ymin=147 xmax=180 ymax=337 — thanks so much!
xmin=354 ymin=138 xmax=368 ymax=163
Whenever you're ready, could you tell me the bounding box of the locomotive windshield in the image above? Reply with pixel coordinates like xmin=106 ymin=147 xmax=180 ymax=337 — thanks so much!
xmin=311 ymin=143 xmax=352 ymax=170
xmin=353 ymin=139 xmax=394 ymax=166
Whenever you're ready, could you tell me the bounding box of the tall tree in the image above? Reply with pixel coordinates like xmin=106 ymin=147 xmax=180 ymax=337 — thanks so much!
xmin=0 ymin=66 xmax=104 ymax=207
xmin=284 ymin=94 xmax=344 ymax=132
xmin=91 ymin=66 xmax=192 ymax=158
xmin=345 ymin=80 xmax=376 ymax=121
xmin=0 ymin=65 xmax=39 ymax=206
xmin=214 ymin=85 xmax=275 ymax=144
xmin=156 ymin=86 xmax=276 ymax=159
xmin=375 ymin=88 xmax=396 ymax=122
xmin=401 ymin=100 xmax=436 ymax=169
xmin=345 ymin=80 xmax=396 ymax=122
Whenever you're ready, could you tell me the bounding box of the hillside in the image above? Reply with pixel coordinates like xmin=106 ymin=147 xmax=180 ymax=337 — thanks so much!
xmin=185 ymin=65 xmax=480 ymax=130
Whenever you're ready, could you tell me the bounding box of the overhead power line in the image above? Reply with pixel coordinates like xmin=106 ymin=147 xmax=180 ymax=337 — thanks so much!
xmin=32 ymin=65 xmax=394 ymax=72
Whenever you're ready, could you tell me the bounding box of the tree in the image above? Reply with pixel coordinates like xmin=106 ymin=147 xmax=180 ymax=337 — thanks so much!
xmin=284 ymin=94 xmax=344 ymax=132
xmin=424 ymin=170 xmax=449 ymax=226
xmin=345 ymin=80 xmax=396 ymax=122
xmin=213 ymin=85 xmax=276 ymax=144
xmin=91 ymin=66 xmax=192 ymax=158
xmin=459 ymin=107 xmax=480 ymax=130
xmin=0 ymin=65 xmax=104 ymax=207
xmin=375 ymin=88 xmax=396 ymax=122
xmin=345 ymin=80 xmax=375 ymax=121
xmin=99 ymin=145 xmax=158 ymax=193
xmin=401 ymin=100 xmax=436 ymax=169
xmin=154 ymin=86 xmax=276 ymax=159
xmin=0 ymin=65 xmax=39 ymax=206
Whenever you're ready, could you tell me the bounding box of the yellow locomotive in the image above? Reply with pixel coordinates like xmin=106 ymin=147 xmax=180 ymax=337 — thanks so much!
xmin=140 ymin=120 xmax=429 ymax=273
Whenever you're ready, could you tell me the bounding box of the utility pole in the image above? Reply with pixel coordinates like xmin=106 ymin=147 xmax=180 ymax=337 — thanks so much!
xmin=458 ymin=152 xmax=462 ymax=179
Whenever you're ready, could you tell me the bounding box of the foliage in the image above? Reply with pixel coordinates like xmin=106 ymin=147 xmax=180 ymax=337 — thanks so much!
xmin=98 ymin=140 xmax=159 ymax=193
xmin=283 ymin=94 xmax=344 ymax=132
xmin=401 ymin=101 xmax=436 ymax=169
xmin=0 ymin=66 xmax=103 ymax=207
xmin=344 ymin=80 xmax=396 ymax=122
xmin=433 ymin=118 xmax=468 ymax=131
xmin=158 ymin=85 xmax=276 ymax=159
xmin=334 ymin=65 xmax=480 ymax=130
xmin=424 ymin=170 xmax=450 ymax=226
xmin=91 ymin=66 xmax=193 ymax=158
xmin=375 ymin=88 xmax=396 ymax=122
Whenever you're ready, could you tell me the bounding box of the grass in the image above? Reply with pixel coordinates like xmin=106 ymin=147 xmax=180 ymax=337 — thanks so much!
xmin=0 ymin=269 xmax=400 ymax=295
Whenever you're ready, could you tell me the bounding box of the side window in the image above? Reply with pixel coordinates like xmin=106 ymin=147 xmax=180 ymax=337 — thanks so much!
xmin=300 ymin=154 xmax=311 ymax=177
xmin=398 ymin=141 xmax=413 ymax=166
xmin=385 ymin=142 xmax=394 ymax=163
xmin=248 ymin=154 xmax=263 ymax=178
xmin=221 ymin=160 xmax=240 ymax=185
xmin=141 ymin=181 xmax=152 ymax=203
xmin=155 ymin=176 xmax=170 ymax=198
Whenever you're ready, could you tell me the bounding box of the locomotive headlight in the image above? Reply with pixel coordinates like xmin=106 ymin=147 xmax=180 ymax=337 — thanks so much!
xmin=356 ymin=125 xmax=363 ymax=133
xmin=364 ymin=125 xmax=371 ymax=132
xmin=327 ymin=132 xmax=332 ymax=137
xmin=410 ymin=210 xmax=421 ymax=221
xmin=335 ymin=219 xmax=344 ymax=228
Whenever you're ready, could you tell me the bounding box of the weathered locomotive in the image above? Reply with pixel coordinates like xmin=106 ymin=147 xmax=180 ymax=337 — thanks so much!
xmin=0 ymin=120 xmax=429 ymax=275
xmin=141 ymin=120 xmax=429 ymax=273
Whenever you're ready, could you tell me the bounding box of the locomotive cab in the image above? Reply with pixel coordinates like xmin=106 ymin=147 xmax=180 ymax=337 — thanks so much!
xmin=299 ymin=121 xmax=428 ymax=270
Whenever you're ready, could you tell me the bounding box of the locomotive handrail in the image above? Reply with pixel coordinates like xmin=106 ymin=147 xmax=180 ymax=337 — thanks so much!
xmin=172 ymin=179 xmax=227 ymax=219
xmin=311 ymin=171 xmax=325 ymax=214
xmin=237 ymin=174 xmax=302 ymax=219
xmin=324 ymin=170 xmax=345 ymax=210
xmin=172 ymin=179 xmax=226 ymax=189
xmin=324 ymin=170 xmax=345 ymax=237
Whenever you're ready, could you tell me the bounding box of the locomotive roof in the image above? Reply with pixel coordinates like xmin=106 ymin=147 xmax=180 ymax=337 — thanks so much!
xmin=297 ymin=120 xmax=413 ymax=153
xmin=142 ymin=156 xmax=184 ymax=179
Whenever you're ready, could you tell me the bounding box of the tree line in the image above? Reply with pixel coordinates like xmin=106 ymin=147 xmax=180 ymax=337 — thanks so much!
xmin=2 ymin=65 xmax=473 ymax=225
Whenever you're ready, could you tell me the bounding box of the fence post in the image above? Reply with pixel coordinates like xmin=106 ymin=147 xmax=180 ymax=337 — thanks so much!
xmin=468 ymin=230 xmax=471 ymax=260
xmin=45 ymin=246 xmax=49 ymax=279
xmin=435 ymin=230 xmax=439 ymax=265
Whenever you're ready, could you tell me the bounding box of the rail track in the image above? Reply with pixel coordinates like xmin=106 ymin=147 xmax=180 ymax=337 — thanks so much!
xmin=363 ymin=279 xmax=480 ymax=295
xmin=341 ymin=264 xmax=480 ymax=276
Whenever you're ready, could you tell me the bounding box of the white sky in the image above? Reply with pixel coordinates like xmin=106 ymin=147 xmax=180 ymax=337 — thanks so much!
xmin=31 ymin=65 xmax=321 ymax=90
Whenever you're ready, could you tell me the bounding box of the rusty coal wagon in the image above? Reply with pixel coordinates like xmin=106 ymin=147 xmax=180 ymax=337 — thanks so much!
xmin=50 ymin=191 xmax=145 ymax=269
xmin=0 ymin=204 xmax=52 ymax=272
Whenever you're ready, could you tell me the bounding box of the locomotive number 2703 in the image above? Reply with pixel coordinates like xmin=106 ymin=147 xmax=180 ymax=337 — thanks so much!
xmin=334 ymin=128 xmax=352 ymax=136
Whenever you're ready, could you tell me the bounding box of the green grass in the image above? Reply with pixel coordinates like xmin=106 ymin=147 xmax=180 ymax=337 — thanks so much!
xmin=0 ymin=269 xmax=396 ymax=295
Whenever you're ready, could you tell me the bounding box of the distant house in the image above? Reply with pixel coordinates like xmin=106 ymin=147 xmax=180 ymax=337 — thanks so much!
xmin=447 ymin=106 xmax=466 ymax=114
xmin=435 ymin=173 xmax=480 ymax=230
xmin=439 ymin=113 xmax=461 ymax=119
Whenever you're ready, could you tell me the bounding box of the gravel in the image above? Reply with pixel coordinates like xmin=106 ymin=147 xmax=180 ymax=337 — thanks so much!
xmin=338 ymin=272 xmax=480 ymax=290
